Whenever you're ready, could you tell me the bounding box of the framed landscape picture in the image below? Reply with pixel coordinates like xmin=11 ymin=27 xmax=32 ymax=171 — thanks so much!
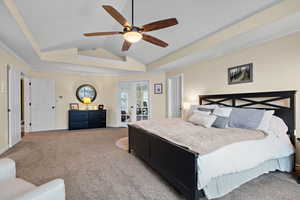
xmin=228 ymin=63 xmax=253 ymax=85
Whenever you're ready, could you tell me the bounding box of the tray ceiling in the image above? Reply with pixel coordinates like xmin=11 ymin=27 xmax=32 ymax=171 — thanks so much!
xmin=14 ymin=0 xmax=282 ymax=64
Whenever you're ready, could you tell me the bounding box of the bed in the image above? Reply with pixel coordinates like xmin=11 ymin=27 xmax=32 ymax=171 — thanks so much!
xmin=128 ymin=91 xmax=296 ymax=200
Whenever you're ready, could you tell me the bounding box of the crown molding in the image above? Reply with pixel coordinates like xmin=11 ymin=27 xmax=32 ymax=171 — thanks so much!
xmin=0 ymin=39 xmax=29 ymax=66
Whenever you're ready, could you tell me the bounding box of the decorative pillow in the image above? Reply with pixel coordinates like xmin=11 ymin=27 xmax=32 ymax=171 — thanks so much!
xmin=268 ymin=115 xmax=288 ymax=137
xmin=212 ymin=116 xmax=230 ymax=128
xmin=187 ymin=104 xmax=219 ymax=118
xmin=198 ymin=104 xmax=220 ymax=109
xmin=228 ymin=108 xmax=265 ymax=130
xmin=257 ymin=110 xmax=275 ymax=132
xmin=213 ymin=107 xmax=232 ymax=117
xmin=188 ymin=112 xmax=217 ymax=128
xmin=197 ymin=107 xmax=214 ymax=114
xmin=193 ymin=110 xmax=211 ymax=115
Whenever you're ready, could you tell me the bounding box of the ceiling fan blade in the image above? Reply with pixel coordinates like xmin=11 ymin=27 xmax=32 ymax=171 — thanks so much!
xmin=142 ymin=18 xmax=178 ymax=32
xmin=103 ymin=5 xmax=130 ymax=27
xmin=122 ymin=40 xmax=132 ymax=51
xmin=83 ymin=32 xmax=121 ymax=37
xmin=142 ymin=34 xmax=168 ymax=48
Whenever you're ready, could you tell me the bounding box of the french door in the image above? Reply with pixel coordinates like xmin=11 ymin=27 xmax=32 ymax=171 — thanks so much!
xmin=8 ymin=66 xmax=21 ymax=147
xmin=119 ymin=81 xmax=150 ymax=127
xmin=30 ymin=78 xmax=56 ymax=132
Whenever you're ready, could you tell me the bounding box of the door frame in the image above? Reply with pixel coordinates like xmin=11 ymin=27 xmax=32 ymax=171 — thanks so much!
xmin=167 ymin=74 xmax=184 ymax=118
xmin=21 ymin=73 xmax=32 ymax=133
xmin=117 ymin=80 xmax=151 ymax=127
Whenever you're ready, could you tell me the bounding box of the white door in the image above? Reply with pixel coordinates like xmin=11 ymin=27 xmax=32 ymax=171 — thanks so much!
xmin=168 ymin=75 xmax=183 ymax=118
xmin=8 ymin=66 xmax=21 ymax=147
xmin=31 ymin=78 xmax=55 ymax=132
xmin=119 ymin=81 xmax=150 ymax=127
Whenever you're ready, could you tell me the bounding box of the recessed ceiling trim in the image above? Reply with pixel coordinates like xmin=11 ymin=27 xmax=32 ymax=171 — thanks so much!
xmin=4 ymin=0 xmax=146 ymax=72
xmin=0 ymin=39 xmax=29 ymax=67
xmin=147 ymin=0 xmax=300 ymax=71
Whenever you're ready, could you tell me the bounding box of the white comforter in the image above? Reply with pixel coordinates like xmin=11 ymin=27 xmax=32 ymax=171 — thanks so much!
xmin=197 ymin=132 xmax=294 ymax=189
xmin=131 ymin=118 xmax=295 ymax=189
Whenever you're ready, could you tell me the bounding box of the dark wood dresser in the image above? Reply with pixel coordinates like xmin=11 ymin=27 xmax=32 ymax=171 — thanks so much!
xmin=69 ymin=110 xmax=106 ymax=130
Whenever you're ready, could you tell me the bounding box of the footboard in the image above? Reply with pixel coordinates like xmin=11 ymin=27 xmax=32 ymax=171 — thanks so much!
xmin=128 ymin=125 xmax=202 ymax=200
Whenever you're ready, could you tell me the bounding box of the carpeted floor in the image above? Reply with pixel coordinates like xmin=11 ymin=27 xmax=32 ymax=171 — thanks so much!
xmin=1 ymin=128 xmax=299 ymax=200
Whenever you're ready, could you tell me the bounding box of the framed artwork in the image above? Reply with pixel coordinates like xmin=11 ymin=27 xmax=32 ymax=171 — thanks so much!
xmin=70 ymin=103 xmax=79 ymax=110
xmin=228 ymin=63 xmax=253 ymax=85
xmin=154 ymin=83 xmax=163 ymax=94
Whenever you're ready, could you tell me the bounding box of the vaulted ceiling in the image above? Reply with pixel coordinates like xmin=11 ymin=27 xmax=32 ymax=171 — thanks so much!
xmin=1 ymin=0 xmax=300 ymax=75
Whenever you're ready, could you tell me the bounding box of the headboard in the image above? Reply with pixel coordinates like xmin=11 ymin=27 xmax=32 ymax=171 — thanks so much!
xmin=199 ymin=91 xmax=296 ymax=144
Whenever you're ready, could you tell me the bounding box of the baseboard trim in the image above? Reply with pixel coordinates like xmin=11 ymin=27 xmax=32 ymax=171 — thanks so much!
xmin=28 ymin=129 xmax=68 ymax=133
xmin=0 ymin=146 xmax=9 ymax=155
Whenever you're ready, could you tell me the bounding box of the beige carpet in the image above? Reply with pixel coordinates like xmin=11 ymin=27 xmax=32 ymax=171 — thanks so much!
xmin=1 ymin=128 xmax=299 ymax=200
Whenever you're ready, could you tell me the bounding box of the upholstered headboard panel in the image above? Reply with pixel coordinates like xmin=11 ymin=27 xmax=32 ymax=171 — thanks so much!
xmin=199 ymin=91 xmax=296 ymax=144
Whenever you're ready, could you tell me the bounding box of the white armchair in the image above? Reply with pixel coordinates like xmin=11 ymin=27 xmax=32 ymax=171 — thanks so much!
xmin=0 ymin=158 xmax=66 ymax=200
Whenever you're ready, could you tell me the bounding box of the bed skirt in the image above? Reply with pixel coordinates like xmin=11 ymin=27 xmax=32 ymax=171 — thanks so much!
xmin=203 ymin=156 xmax=293 ymax=199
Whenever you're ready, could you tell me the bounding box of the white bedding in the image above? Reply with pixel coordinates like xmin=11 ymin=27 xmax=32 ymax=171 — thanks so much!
xmin=197 ymin=131 xmax=294 ymax=189
xmin=131 ymin=118 xmax=295 ymax=191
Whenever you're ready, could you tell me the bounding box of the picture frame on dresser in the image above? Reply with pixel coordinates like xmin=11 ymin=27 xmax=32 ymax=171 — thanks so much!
xmin=70 ymin=103 xmax=79 ymax=110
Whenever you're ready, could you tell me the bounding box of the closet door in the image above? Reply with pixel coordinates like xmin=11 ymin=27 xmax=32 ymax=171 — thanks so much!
xmin=31 ymin=78 xmax=56 ymax=132
xmin=168 ymin=75 xmax=182 ymax=118
xmin=8 ymin=66 xmax=21 ymax=147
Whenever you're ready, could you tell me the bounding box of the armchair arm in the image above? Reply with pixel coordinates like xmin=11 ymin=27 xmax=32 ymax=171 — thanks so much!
xmin=16 ymin=179 xmax=66 ymax=200
xmin=0 ymin=158 xmax=16 ymax=181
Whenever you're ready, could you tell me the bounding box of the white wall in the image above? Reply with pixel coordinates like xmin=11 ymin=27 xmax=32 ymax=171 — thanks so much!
xmin=30 ymin=71 xmax=166 ymax=129
xmin=167 ymin=31 xmax=300 ymax=137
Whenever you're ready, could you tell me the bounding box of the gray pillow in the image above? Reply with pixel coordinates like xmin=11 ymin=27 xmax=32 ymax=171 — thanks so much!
xmin=228 ymin=108 xmax=265 ymax=130
xmin=212 ymin=116 xmax=229 ymax=128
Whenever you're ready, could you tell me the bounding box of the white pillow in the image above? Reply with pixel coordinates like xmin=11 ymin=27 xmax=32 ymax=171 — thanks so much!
xmin=187 ymin=104 xmax=219 ymax=119
xmin=213 ymin=107 xmax=232 ymax=117
xmin=193 ymin=110 xmax=211 ymax=115
xmin=188 ymin=112 xmax=217 ymax=128
xmin=267 ymin=115 xmax=288 ymax=137
xmin=258 ymin=110 xmax=275 ymax=132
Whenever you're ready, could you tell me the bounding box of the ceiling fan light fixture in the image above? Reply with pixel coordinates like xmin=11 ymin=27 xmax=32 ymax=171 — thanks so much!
xmin=123 ymin=31 xmax=142 ymax=43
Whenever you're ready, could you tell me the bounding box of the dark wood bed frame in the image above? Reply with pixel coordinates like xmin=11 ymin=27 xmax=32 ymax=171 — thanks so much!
xmin=128 ymin=91 xmax=296 ymax=200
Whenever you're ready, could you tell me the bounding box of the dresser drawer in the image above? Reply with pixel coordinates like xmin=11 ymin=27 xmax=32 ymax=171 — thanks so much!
xmin=88 ymin=110 xmax=106 ymax=121
xmin=69 ymin=111 xmax=88 ymax=122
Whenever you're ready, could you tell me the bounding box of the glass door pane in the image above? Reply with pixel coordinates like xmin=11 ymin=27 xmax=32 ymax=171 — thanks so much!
xmin=136 ymin=82 xmax=149 ymax=121
xmin=119 ymin=81 xmax=149 ymax=126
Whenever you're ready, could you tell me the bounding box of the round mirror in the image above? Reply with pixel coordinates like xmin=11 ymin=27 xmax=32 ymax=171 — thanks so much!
xmin=76 ymin=84 xmax=97 ymax=103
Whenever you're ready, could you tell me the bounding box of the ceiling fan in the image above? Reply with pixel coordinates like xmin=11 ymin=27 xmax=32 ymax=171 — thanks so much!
xmin=83 ymin=0 xmax=178 ymax=51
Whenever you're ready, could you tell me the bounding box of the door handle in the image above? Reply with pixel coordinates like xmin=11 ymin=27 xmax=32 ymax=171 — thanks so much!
xmin=52 ymin=106 xmax=55 ymax=109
